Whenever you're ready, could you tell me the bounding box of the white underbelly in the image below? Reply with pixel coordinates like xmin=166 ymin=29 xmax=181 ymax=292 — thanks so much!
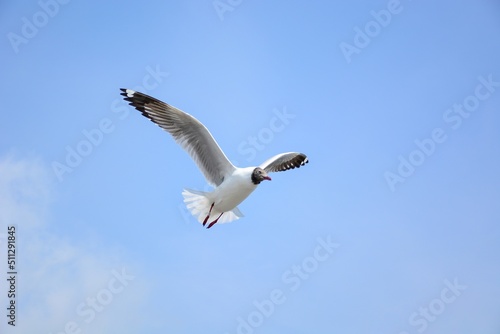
xmin=210 ymin=169 xmax=257 ymax=212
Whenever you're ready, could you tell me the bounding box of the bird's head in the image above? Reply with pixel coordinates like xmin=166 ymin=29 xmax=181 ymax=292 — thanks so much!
xmin=251 ymin=167 xmax=272 ymax=184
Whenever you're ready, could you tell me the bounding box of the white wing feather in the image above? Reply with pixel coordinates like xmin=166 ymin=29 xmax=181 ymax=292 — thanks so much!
xmin=121 ymin=89 xmax=235 ymax=187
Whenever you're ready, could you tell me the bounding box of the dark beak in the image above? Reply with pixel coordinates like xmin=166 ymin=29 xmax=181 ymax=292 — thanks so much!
xmin=264 ymin=175 xmax=272 ymax=181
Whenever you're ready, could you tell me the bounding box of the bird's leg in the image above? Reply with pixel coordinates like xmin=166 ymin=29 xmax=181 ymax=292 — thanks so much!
xmin=207 ymin=213 xmax=224 ymax=229
xmin=202 ymin=203 xmax=215 ymax=226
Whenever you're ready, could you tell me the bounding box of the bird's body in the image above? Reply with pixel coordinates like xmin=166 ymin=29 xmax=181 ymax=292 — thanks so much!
xmin=209 ymin=167 xmax=258 ymax=212
xmin=120 ymin=88 xmax=308 ymax=228
xmin=183 ymin=167 xmax=257 ymax=227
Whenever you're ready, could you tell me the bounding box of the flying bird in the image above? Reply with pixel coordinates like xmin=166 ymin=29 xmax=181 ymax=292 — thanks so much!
xmin=120 ymin=88 xmax=308 ymax=229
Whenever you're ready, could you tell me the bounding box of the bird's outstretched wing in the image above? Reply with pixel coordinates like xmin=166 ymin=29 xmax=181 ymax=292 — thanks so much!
xmin=259 ymin=152 xmax=309 ymax=173
xmin=120 ymin=88 xmax=235 ymax=187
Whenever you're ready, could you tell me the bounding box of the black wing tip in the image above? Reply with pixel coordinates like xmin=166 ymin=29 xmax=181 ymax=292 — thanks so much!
xmin=119 ymin=88 xmax=148 ymax=111
xmin=294 ymin=154 xmax=308 ymax=169
xmin=119 ymin=89 xmax=167 ymax=125
xmin=119 ymin=88 xmax=130 ymax=96
xmin=296 ymin=153 xmax=309 ymax=166
xmin=120 ymin=88 xmax=145 ymax=100
xmin=298 ymin=153 xmax=308 ymax=163
xmin=119 ymin=88 xmax=134 ymax=102
xmin=119 ymin=88 xmax=159 ymax=107
xmin=275 ymin=153 xmax=309 ymax=172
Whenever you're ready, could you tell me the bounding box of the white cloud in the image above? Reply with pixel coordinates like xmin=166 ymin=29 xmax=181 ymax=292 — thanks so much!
xmin=0 ymin=154 xmax=151 ymax=334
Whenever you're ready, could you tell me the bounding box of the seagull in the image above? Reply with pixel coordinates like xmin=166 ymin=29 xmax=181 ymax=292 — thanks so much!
xmin=120 ymin=88 xmax=309 ymax=229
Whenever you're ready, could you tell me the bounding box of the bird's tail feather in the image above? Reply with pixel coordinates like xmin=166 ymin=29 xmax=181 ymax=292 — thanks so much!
xmin=182 ymin=188 xmax=243 ymax=225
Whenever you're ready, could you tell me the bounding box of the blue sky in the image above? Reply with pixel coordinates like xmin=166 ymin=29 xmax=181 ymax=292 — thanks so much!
xmin=1 ymin=0 xmax=500 ymax=333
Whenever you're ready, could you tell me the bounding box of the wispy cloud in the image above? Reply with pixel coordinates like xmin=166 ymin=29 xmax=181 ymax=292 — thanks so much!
xmin=0 ymin=154 xmax=151 ymax=334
